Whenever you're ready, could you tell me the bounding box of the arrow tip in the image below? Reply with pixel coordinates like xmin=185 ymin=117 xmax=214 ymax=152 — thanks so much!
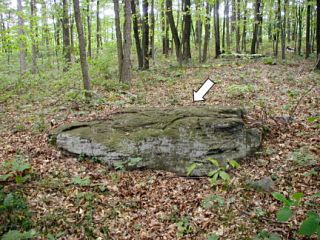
xmin=193 ymin=91 xmax=205 ymax=102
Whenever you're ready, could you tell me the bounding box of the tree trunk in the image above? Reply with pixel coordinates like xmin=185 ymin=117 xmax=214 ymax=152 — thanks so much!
xmin=316 ymin=0 xmax=320 ymax=69
xmin=30 ymin=0 xmax=38 ymax=74
xmin=161 ymin=1 xmax=169 ymax=56
xmin=182 ymin=0 xmax=192 ymax=62
xmin=142 ymin=0 xmax=149 ymax=69
xmin=251 ymin=0 xmax=261 ymax=54
xmin=166 ymin=0 xmax=182 ymax=65
xmin=274 ymin=0 xmax=281 ymax=57
xmin=225 ymin=0 xmax=230 ymax=51
xmin=306 ymin=0 xmax=311 ymax=58
xmin=282 ymin=0 xmax=288 ymax=59
xmin=62 ymin=0 xmax=71 ymax=70
xmin=242 ymin=0 xmax=247 ymax=52
xmin=150 ymin=0 xmax=155 ymax=60
xmin=73 ymin=0 xmax=91 ymax=96
xmin=298 ymin=4 xmax=303 ymax=55
xmin=17 ymin=0 xmax=27 ymax=76
xmin=86 ymin=0 xmax=92 ymax=58
xmin=131 ymin=0 xmax=143 ymax=69
xmin=202 ymin=1 xmax=211 ymax=62
xmin=214 ymin=0 xmax=221 ymax=57
xmin=113 ymin=0 xmax=123 ymax=78
xmin=96 ymin=0 xmax=102 ymax=53
xmin=235 ymin=0 xmax=240 ymax=53
xmin=121 ymin=0 xmax=132 ymax=83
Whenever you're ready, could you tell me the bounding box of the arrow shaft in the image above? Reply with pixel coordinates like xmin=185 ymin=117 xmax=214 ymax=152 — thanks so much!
xmin=197 ymin=80 xmax=214 ymax=97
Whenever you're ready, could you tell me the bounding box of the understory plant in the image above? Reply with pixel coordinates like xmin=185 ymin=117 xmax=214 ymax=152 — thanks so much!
xmin=272 ymin=192 xmax=320 ymax=238
xmin=207 ymin=158 xmax=240 ymax=186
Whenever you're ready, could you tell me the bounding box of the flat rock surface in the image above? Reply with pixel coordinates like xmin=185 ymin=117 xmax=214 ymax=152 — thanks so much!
xmin=49 ymin=106 xmax=262 ymax=176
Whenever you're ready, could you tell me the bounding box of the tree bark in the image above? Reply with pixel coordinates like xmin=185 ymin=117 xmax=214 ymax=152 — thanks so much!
xmin=316 ymin=0 xmax=320 ymax=69
xmin=298 ymin=4 xmax=303 ymax=55
xmin=150 ymin=0 xmax=155 ymax=60
xmin=17 ymin=0 xmax=27 ymax=76
xmin=96 ymin=0 xmax=102 ymax=53
xmin=274 ymin=0 xmax=281 ymax=57
xmin=242 ymin=0 xmax=247 ymax=52
xmin=306 ymin=0 xmax=311 ymax=58
xmin=62 ymin=0 xmax=71 ymax=70
xmin=86 ymin=0 xmax=92 ymax=58
xmin=225 ymin=0 xmax=230 ymax=51
xmin=131 ymin=0 xmax=143 ymax=69
xmin=281 ymin=0 xmax=288 ymax=60
xmin=30 ymin=0 xmax=38 ymax=74
xmin=202 ymin=1 xmax=211 ymax=62
xmin=166 ymin=0 xmax=182 ymax=65
xmin=73 ymin=0 xmax=91 ymax=96
xmin=251 ymin=0 xmax=261 ymax=54
xmin=214 ymin=0 xmax=221 ymax=57
xmin=121 ymin=0 xmax=132 ymax=84
xmin=235 ymin=0 xmax=240 ymax=53
xmin=142 ymin=0 xmax=149 ymax=69
xmin=182 ymin=0 xmax=192 ymax=62
xmin=113 ymin=0 xmax=123 ymax=78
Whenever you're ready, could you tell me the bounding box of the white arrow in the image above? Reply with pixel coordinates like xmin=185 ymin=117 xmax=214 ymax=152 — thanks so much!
xmin=193 ymin=79 xmax=215 ymax=102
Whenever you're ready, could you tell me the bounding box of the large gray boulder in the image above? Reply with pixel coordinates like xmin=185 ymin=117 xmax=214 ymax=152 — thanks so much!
xmin=49 ymin=106 xmax=262 ymax=176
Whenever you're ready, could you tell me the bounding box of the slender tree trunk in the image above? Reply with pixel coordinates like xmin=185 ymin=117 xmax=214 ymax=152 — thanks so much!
xmin=298 ymin=4 xmax=303 ymax=55
xmin=150 ymin=0 xmax=155 ymax=60
xmin=214 ymin=0 xmax=221 ymax=57
xmin=17 ymin=0 xmax=26 ymax=76
xmin=142 ymin=0 xmax=149 ymax=69
xmin=236 ymin=0 xmax=240 ymax=53
xmin=306 ymin=0 xmax=311 ymax=58
xmin=131 ymin=0 xmax=143 ymax=69
xmin=281 ymin=0 xmax=288 ymax=60
xmin=70 ymin=14 xmax=75 ymax=54
xmin=231 ymin=0 xmax=236 ymax=36
xmin=62 ymin=0 xmax=71 ymax=70
xmin=161 ymin=1 xmax=169 ymax=56
xmin=251 ymin=0 xmax=261 ymax=54
xmin=225 ymin=0 xmax=230 ymax=51
xmin=96 ymin=0 xmax=101 ymax=53
xmin=275 ymin=0 xmax=281 ymax=57
xmin=30 ymin=0 xmax=38 ymax=74
xmin=121 ymin=0 xmax=132 ymax=83
xmin=196 ymin=1 xmax=202 ymax=61
xmin=242 ymin=0 xmax=247 ymax=52
xmin=113 ymin=0 xmax=123 ymax=78
xmin=86 ymin=0 xmax=92 ymax=58
xmin=202 ymin=1 xmax=211 ymax=62
xmin=73 ymin=0 xmax=91 ymax=95
xmin=182 ymin=0 xmax=192 ymax=62
xmin=41 ymin=0 xmax=49 ymax=56
xmin=316 ymin=0 xmax=320 ymax=69
xmin=166 ymin=0 xmax=182 ymax=64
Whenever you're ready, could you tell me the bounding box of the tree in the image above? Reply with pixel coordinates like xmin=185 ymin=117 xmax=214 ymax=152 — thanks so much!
xmin=166 ymin=0 xmax=182 ymax=65
xmin=202 ymin=0 xmax=211 ymax=62
xmin=62 ymin=0 xmax=71 ymax=70
xmin=306 ymin=0 xmax=311 ymax=58
xmin=214 ymin=0 xmax=221 ymax=57
xmin=113 ymin=0 xmax=123 ymax=78
xmin=131 ymin=0 xmax=143 ymax=69
xmin=181 ymin=0 xmax=192 ymax=62
xmin=142 ymin=0 xmax=149 ymax=69
xmin=121 ymin=0 xmax=132 ymax=83
xmin=235 ymin=0 xmax=240 ymax=53
xmin=251 ymin=0 xmax=261 ymax=54
xmin=17 ymin=0 xmax=26 ymax=76
xmin=281 ymin=0 xmax=288 ymax=60
xmin=96 ymin=0 xmax=102 ymax=53
xmin=73 ymin=0 xmax=91 ymax=96
xmin=316 ymin=0 xmax=320 ymax=69
xmin=30 ymin=0 xmax=38 ymax=74
xmin=86 ymin=0 xmax=92 ymax=58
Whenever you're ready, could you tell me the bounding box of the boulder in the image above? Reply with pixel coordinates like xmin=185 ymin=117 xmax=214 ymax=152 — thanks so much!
xmin=49 ymin=106 xmax=262 ymax=176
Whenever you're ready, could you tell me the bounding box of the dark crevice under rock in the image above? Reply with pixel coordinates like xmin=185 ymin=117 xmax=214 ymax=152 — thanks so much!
xmin=49 ymin=106 xmax=262 ymax=176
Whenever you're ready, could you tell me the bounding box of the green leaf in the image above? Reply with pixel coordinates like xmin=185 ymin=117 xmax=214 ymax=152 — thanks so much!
xmin=298 ymin=212 xmax=320 ymax=236
xmin=312 ymin=192 xmax=320 ymax=198
xmin=0 ymin=173 xmax=12 ymax=181
xmin=272 ymin=192 xmax=291 ymax=205
xmin=228 ymin=160 xmax=240 ymax=168
xmin=207 ymin=233 xmax=219 ymax=240
xmin=207 ymin=158 xmax=219 ymax=167
xmin=291 ymin=192 xmax=304 ymax=203
xmin=128 ymin=157 xmax=142 ymax=167
xmin=71 ymin=176 xmax=91 ymax=186
xmin=219 ymin=171 xmax=230 ymax=181
xmin=209 ymin=173 xmax=219 ymax=186
xmin=276 ymin=206 xmax=292 ymax=222
xmin=1 ymin=229 xmax=36 ymax=240
xmin=208 ymin=169 xmax=219 ymax=177
xmin=186 ymin=163 xmax=198 ymax=176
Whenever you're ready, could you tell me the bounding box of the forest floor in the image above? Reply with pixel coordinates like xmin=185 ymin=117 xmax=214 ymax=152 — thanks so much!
xmin=0 ymin=56 xmax=319 ymax=239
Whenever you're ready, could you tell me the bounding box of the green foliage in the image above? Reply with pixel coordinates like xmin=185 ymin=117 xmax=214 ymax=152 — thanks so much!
xmin=71 ymin=176 xmax=91 ymax=186
xmin=201 ymin=195 xmax=225 ymax=209
xmin=0 ymin=191 xmax=32 ymax=235
xmin=253 ymin=230 xmax=281 ymax=240
xmin=1 ymin=229 xmax=36 ymax=240
xmin=186 ymin=163 xmax=200 ymax=176
xmin=207 ymin=233 xmax=220 ymax=240
xmin=288 ymin=148 xmax=318 ymax=166
xmin=113 ymin=157 xmax=143 ymax=171
xmin=207 ymin=159 xmax=240 ymax=186
xmin=298 ymin=211 xmax=320 ymax=238
xmin=226 ymin=84 xmax=255 ymax=98
xmin=272 ymin=192 xmax=303 ymax=222
xmin=0 ymin=155 xmax=32 ymax=184
xmin=176 ymin=217 xmax=193 ymax=237
xmin=262 ymin=57 xmax=277 ymax=65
